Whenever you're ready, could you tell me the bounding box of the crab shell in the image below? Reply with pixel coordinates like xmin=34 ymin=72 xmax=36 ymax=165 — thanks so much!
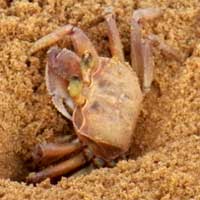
xmin=72 ymin=57 xmax=143 ymax=161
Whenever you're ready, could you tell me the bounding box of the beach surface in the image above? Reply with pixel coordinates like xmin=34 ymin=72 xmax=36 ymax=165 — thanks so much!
xmin=0 ymin=0 xmax=199 ymax=199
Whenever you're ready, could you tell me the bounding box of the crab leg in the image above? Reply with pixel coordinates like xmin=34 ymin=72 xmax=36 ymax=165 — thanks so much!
xmin=27 ymin=152 xmax=87 ymax=184
xmin=69 ymin=27 xmax=100 ymax=85
xmin=32 ymin=139 xmax=83 ymax=166
xmin=29 ymin=25 xmax=99 ymax=65
xmin=132 ymin=8 xmax=163 ymax=22
xmin=27 ymin=148 xmax=94 ymax=183
xmin=131 ymin=18 xmax=143 ymax=86
xmin=30 ymin=25 xmax=74 ymax=55
xmin=70 ymin=27 xmax=98 ymax=62
xmin=30 ymin=24 xmax=99 ymax=86
xmin=131 ymin=8 xmax=183 ymax=92
xmin=104 ymin=7 xmax=124 ymax=62
xmin=131 ymin=8 xmax=162 ymax=91
xmin=142 ymin=39 xmax=154 ymax=93
xmin=147 ymin=34 xmax=183 ymax=62
xmin=72 ymin=164 xmax=94 ymax=178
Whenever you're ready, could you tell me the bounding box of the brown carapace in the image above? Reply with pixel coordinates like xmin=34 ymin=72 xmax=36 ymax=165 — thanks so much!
xmin=27 ymin=7 xmax=181 ymax=183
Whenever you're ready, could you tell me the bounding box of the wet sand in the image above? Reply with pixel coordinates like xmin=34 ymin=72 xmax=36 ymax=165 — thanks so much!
xmin=0 ymin=0 xmax=199 ymax=199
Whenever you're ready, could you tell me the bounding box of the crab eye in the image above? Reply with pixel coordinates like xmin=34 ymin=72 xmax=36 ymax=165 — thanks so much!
xmin=81 ymin=52 xmax=93 ymax=69
xmin=67 ymin=76 xmax=86 ymax=106
xmin=68 ymin=76 xmax=83 ymax=98
xmin=80 ymin=52 xmax=95 ymax=84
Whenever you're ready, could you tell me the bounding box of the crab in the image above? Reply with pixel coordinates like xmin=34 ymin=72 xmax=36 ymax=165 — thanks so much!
xmin=27 ymin=7 xmax=181 ymax=183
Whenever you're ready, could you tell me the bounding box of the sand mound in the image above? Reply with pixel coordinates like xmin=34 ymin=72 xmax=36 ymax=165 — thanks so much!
xmin=0 ymin=0 xmax=199 ymax=199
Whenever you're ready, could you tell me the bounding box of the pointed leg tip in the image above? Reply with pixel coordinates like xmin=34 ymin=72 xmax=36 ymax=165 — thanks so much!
xmin=32 ymin=144 xmax=43 ymax=165
xmin=133 ymin=7 xmax=163 ymax=23
xmin=143 ymin=87 xmax=151 ymax=94
xmin=103 ymin=6 xmax=114 ymax=17
xmin=26 ymin=172 xmax=43 ymax=184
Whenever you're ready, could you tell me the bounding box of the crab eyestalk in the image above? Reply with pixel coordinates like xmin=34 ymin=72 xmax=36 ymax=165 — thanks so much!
xmin=68 ymin=76 xmax=85 ymax=106
xmin=80 ymin=52 xmax=95 ymax=84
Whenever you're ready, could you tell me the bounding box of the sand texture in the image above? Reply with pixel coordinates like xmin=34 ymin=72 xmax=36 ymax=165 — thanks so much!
xmin=0 ymin=0 xmax=199 ymax=199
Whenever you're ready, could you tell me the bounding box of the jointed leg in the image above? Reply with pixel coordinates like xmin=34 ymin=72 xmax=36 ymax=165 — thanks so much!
xmin=131 ymin=18 xmax=144 ymax=87
xmin=27 ymin=145 xmax=95 ymax=183
xmin=27 ymin=152 xmax=87 ymax=184
xmin=131 ymin=8 xmax=182 ymax=92
xmin=147 ymin=34 xmax=183 ymax=62
xmin=30 ymin=25 xmax=74 ymax=55
xmin=142 ymin=40 xmax=154 ymax=93
xmin=104 ymin=7 xmax=124 ymax=62
xmin=71 ymin=27 xmax=98 ymax=64
xmin=133 ymin=8 xmax=163 ymax=22
xmin=32 ymin=139 xmax=82 ymax=166
xmin=131 ymin=8 xmax=162 ymax=92
xmin=30 ymin=24 xmax=100 ymax=86
xmin=30 ymin=25 xmax=99 ymax=66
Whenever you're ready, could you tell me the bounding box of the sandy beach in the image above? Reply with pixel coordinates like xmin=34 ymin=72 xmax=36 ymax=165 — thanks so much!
xmin=0 ymin=0 xmax=199 ymax=199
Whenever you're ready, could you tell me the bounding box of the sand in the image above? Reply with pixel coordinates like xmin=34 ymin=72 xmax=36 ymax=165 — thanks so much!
xmin=0 ymin=0 xmax=199 ymax=199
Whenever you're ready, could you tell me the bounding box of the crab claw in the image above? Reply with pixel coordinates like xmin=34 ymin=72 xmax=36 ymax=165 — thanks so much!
xmin=46 ymin=47 xmax=81 ymax=120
